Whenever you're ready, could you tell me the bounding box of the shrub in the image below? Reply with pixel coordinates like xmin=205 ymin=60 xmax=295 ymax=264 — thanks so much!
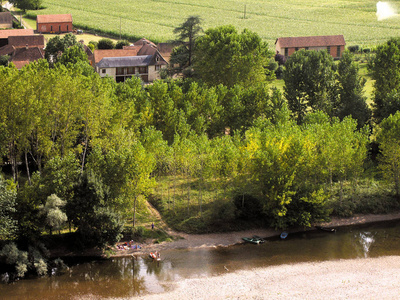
xmin=97 ymin=38 xmax=115 ymax=49
xmin=348 ymin=45 xmax=360 ymax=53
xmin=115 ymin=40 xmax=130 ymax=49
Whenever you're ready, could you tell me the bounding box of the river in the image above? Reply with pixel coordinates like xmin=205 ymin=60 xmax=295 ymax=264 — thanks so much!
xmin=1 ymin=220 xmax=400 ymax=299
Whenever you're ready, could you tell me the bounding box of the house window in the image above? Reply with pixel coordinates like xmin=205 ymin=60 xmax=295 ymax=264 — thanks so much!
xmin=305 ymin=47 xmax=309 ymax=50
xmin=67 ymin=25 xmax=69 ymax=31
xmin=101 ymin=69 xmax=106 ymax=74
xmin=155 ymin=65 xmax=161 ymax=71
xmin=337 ymin=46 xmax=341 ymax=57
xmin=139 ymin=66 xmax=147 ymax=74
xmin=59 ymin=25 xmax=61 ymax=32
xmin=50 ymin=25 xmax=53 ymax=32
xmin=295 ymin=47 xmax=299 ymax=51
xmin=284 ymin=48 xmax=288 ymax=57
xmin=127 ymin=67 xmax=135 ymax=74
xmin=116 ymin=67 xmax=125 ymax=76
xmin=327 ymin=46 xmax=331 ymax=55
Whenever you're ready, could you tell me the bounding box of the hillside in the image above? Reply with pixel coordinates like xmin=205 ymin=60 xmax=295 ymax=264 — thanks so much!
xmin=28 ymin=0 xmax=400 ymax=48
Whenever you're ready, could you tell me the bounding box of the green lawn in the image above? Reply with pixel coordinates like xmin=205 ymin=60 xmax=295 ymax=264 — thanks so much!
xmin=27 ymin=0 xmax=400 ymax=47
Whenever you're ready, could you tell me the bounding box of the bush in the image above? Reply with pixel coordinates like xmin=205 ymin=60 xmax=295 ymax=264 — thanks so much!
xmin=115 ymin=40 xmax=130 ymax=49
xmin=348 ymin=45 xmax=360 ymax=53
xmin=97 ymin=38 xmax=115 ymax=49
xmin=363 ymin=48 xmax=371 ymax=53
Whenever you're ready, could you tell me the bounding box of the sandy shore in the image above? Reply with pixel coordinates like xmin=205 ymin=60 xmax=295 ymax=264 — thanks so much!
xmin=138 ymin=256 xmax=400 ymax=300
xmin=115 ymin=213 xmax=400 ymax=299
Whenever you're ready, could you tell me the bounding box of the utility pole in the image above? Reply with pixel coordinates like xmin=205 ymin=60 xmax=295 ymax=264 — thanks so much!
xmin=120 ymin=17 xmax=121 ymax=40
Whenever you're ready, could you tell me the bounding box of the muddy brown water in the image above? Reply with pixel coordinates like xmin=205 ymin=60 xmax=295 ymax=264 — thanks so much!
xmin=2 ymin=220 xmax=400 ymax=299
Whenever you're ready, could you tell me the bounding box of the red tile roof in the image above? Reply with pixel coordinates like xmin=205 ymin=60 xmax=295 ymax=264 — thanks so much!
xmin=0 ymin=29 xmax=34 ymax=39
xmin=276 ymin=35 xmax=346 ymax=48
xmin=93 ymin=49 xmax=141 ymax=64
xmin=36 ymin=14 xmax=73 ymax=24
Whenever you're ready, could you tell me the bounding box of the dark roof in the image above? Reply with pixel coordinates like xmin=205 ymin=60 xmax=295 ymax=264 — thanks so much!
xmin=133 ymin=38 xmax=156 ymax=47
xmin=0 ymin=29 xmax=34 ymax=39
xmin=97 ymin=55 xmax=153 ymax=68
xmin=276 ymin=35 xmax=346 ymax=48
xmin=11 ymin=47 xmax=44 ymax=69
xmin=8 ymin=35 xmax=45 ymax=47
xmin=36 ymin=14 xmax=73 ymax=23
xmin=0 ymin=44 xmax=14 ymax=56
xmin=0 ymin=12 xmax=13 ymax=28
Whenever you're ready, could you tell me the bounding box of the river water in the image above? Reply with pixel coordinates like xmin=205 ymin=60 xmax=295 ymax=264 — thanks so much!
xmin=1 ymin=220 xmax=400 ymax=299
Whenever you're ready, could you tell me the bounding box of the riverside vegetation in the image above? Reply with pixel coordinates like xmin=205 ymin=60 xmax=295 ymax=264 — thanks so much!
xmin=2 ymin=20 xmax=400 ymax=280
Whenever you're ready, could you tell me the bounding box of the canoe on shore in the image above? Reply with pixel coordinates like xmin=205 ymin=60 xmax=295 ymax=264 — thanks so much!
xmin=242 ymin=236 xmax=265 ymax=244
xmin=316 ymin=226 xmax=336 ymax=232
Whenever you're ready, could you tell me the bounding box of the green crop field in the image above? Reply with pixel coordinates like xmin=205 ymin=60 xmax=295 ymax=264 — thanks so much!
xmin=28 ymin=0 xmax=400 ymax=49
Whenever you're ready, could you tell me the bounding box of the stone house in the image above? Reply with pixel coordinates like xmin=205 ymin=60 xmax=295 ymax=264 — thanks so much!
xmin=93 ymin=43 xmax=167 ymax=83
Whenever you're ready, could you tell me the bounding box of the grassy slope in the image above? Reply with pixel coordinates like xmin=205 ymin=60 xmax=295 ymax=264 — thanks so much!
xmin=29 ymin=0 xmax=400 ymax=47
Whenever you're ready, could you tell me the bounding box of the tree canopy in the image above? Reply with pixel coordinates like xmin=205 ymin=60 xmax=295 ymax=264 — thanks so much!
xmin=194 ymin=25 xmax=273 ymax=87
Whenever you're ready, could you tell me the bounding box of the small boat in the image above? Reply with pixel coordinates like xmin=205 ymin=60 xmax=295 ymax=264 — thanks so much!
xmin=280 ymin=232 xmax=288 ymax=239
xmin=149 ymin=252 xmax=161 ymax=261
xmin=316 ymin=226 xmax=336 ymax=232
xmin=242 ymin=236 xmax=265 ymax=244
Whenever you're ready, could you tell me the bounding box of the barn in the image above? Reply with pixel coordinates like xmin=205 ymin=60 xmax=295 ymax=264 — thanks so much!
xmin=36 ymin=14 xmax=73 ymax=34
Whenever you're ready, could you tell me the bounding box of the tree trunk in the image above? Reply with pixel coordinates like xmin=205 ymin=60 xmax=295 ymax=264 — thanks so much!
xmin=133 ymin=195 xmax=137 ymax=227
xmin=24 ymin=150 xmax=31 ymax=185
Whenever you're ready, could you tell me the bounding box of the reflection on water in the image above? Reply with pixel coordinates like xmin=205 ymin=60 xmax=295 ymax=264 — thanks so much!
xmin=2 ymin=220 xmax=400 ymax=299
xmin=358 ymin=232 xmax=375 ymax=257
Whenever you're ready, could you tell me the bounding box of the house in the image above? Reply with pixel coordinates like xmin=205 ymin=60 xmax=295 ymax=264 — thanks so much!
xmin=0 ymin=12 xmax=13 ymax=29
xmin=0 ymin=29 xmax=34 ymax=47
xmin=275 ymin=35 xmax=346 ymax=59
xmin=93 ymin=43 xmax=168 ymax=83
xmin=0 ymin=35 xmax=45 ymax=69
xmin=36 ymin=14 xmax=73 ymax=34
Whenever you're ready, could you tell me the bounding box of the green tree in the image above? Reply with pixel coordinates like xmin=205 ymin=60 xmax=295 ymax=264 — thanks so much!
xmin=368 ymin=38 xmax=400 ymax=123
xmin=172 ymin=16 xmax=203 ymax=70
xmin=45 ymin=34 xmax=78 ymax=64
xmin=375 ymin=112 xmax=400 ymax=197
xmin=194 ymin=25 xmax=273 ymax=87
xmin=0 ymin=55 xmax=9 ymax=66
xmin=40 ymin=194 xmax=67 ymax=235
xmin=335 ymin=51 xmax=371 ymax=128
xmin=283 ymin=49 xmax=337 ymax=124
xmin=9 ymin=0 xmax=41 ymax=11
xmin=57 ymin=44 xmax=89 ymax=66
xmin=0 ymin=175 xmax=17 ymax=240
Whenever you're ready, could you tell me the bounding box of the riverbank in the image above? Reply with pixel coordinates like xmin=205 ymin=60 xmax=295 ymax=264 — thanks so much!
xmin=138 ymin=256 xmax=400 ymax=299
xmin=113 ymin=212 xmax=400 ymax=257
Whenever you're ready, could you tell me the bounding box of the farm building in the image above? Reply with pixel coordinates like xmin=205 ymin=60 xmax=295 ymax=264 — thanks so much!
xmin=36 ymin=14 xmax=73 ymax=34
xmin=93 ymin=43 xmax=167 ymax=83
xmin=0 ymin=12 xmax=13 ymax=29
xmin=0 ymin=35 xmax=45 ymax=69
xmin=275 ymin=35 xmax=346 ymax=59
xmin=0 ymin=29 xmax=34 ymax=47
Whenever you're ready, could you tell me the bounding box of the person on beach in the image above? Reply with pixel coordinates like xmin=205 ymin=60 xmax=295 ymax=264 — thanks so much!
xmin=151 ymin=222 xmax=154 ymax=230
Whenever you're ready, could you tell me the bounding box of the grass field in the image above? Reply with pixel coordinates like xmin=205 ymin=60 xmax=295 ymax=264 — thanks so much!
xmin=26 ymin=0 xmax=400 ymax=49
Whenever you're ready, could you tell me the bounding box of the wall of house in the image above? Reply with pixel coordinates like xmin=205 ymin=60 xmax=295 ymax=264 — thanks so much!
xmin=98 ymin=68 xmax=116 ymax=79
xmin=148 ymin=65 xmax=165 ymax=82
xmin=37 ymin=22 xmax=72 ymax=33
